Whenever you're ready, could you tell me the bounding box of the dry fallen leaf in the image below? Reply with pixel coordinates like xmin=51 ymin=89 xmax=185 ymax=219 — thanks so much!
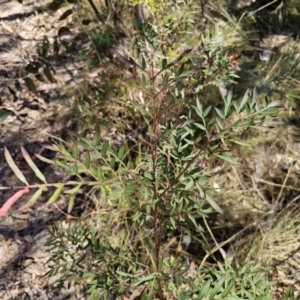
xmin=0 ymin=21 xmax=14 ymax=33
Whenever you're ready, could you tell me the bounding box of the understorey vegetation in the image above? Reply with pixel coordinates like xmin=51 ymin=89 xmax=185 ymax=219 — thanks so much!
xmin=2 ymin=0 xmax=300 ymax=299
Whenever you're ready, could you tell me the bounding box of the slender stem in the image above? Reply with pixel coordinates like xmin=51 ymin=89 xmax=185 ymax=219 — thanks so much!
xmin=1 ymin=181 xmax=93 ymax=191
xmin=150 ymin=59 xmax=163 ymax=291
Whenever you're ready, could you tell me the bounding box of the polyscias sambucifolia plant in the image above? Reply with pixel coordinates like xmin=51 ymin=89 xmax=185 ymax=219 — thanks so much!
xmin=1 ymin=1 xmax=278 ymax=299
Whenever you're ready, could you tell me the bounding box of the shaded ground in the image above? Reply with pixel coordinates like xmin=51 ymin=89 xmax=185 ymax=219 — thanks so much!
xmin=0 ymin=0 xmax=92 ymax=298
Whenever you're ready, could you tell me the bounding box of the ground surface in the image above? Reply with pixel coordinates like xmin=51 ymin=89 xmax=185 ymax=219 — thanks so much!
xmin=0 ymin=0 xmax=88 ymax=298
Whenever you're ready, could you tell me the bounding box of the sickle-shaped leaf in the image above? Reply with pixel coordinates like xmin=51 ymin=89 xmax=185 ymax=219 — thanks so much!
xmin=41 ymin=144 xmax=59 ymax=151
xmin=4 ymin=147 xmax=29 ymax=186
xmin=35 ymin=153 xmax=55 ymax=164
xmin=21 ymin=146 xmax=47 ymax=183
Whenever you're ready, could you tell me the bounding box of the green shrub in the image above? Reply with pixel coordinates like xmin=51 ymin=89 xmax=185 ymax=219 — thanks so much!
xmin=2 ymin=1 xmax=280 ymax=299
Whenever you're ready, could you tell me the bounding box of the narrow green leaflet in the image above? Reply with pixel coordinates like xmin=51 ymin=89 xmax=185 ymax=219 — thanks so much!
xmin=72 ymin=144 xmax=79 ymax=160
xmin=170 ymin=216 xmax=176 ymax=229
xmin=142 ymin=55 xmax=146 ymax=70
xmin=92 ymin=131 xmax=100 ymax=146
xmin=224 ymin=88 xmax=233 ymax=107
xmin=21 ymin=146 xmax=47 ymax=183
xmin=216 ymin=117 xmax=224 ymax=130
xmin=195 ymin=123 xmax=206 ymax=131
xmin=19 ymin=187 xmax=44 ymax=211
xmin=97 ymin=166 xmax=102 ymax=179
xmin=196 ymin=98 xmax=203 ymax=115
xmin=233 ymin=102 xmax=240 ymax=114
xmin=203 ymin=105 xmax=212 ymax=118
xmin=101 ymin=141 xmax=110 ymax=156
xmin=239 ymin=89 xmax=249 ymax=112
xmin=197 ymin=280 xmax=211 ymax=299
xmin=163 ymin=72 xmax=169 ymax=87
xmin=117 ymin=145 xmax=125 ymax=160
xmin=215 ymin=107 xmax=225 ymax=119
xmin=85 ymin=152 xmax=91 ymax=168
xmin=133 ymin=272 xmax=158 ymax=287
xmin=116 ymin=271 xmax=134 ymax=278
xmin=209 ymin=277 xmax=225 ymax=298
xmin=184 ymin=179 xmax=194 ymax=191
xmin=67 ymin=193 xmax=75 ymax=213
xmin=142 ymin=73 xmax=147 ymax=86
xmin=188 ymin=214 xmax=203 ymax=231
xmin=47 ymin=184 xmax=64 ymax=205
xmin=64 ymin=184 xmax=83 ymax=194
xmin=204 ymin=193 xmax=223 ymax=214
xmin=79 ymin=136 xmax=93 ymax=149
xmin=229 ymin=139 xmax=251 ymax=146
xmin=162 ymin=58 xmax=167 ymax=69
xmin=110 ymin=156 xmax=116 ymax=168
xmin=207 ymin=117 xmax=215 ymax=129
xmin=215 ymin=154 xmax=239 ymax=165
